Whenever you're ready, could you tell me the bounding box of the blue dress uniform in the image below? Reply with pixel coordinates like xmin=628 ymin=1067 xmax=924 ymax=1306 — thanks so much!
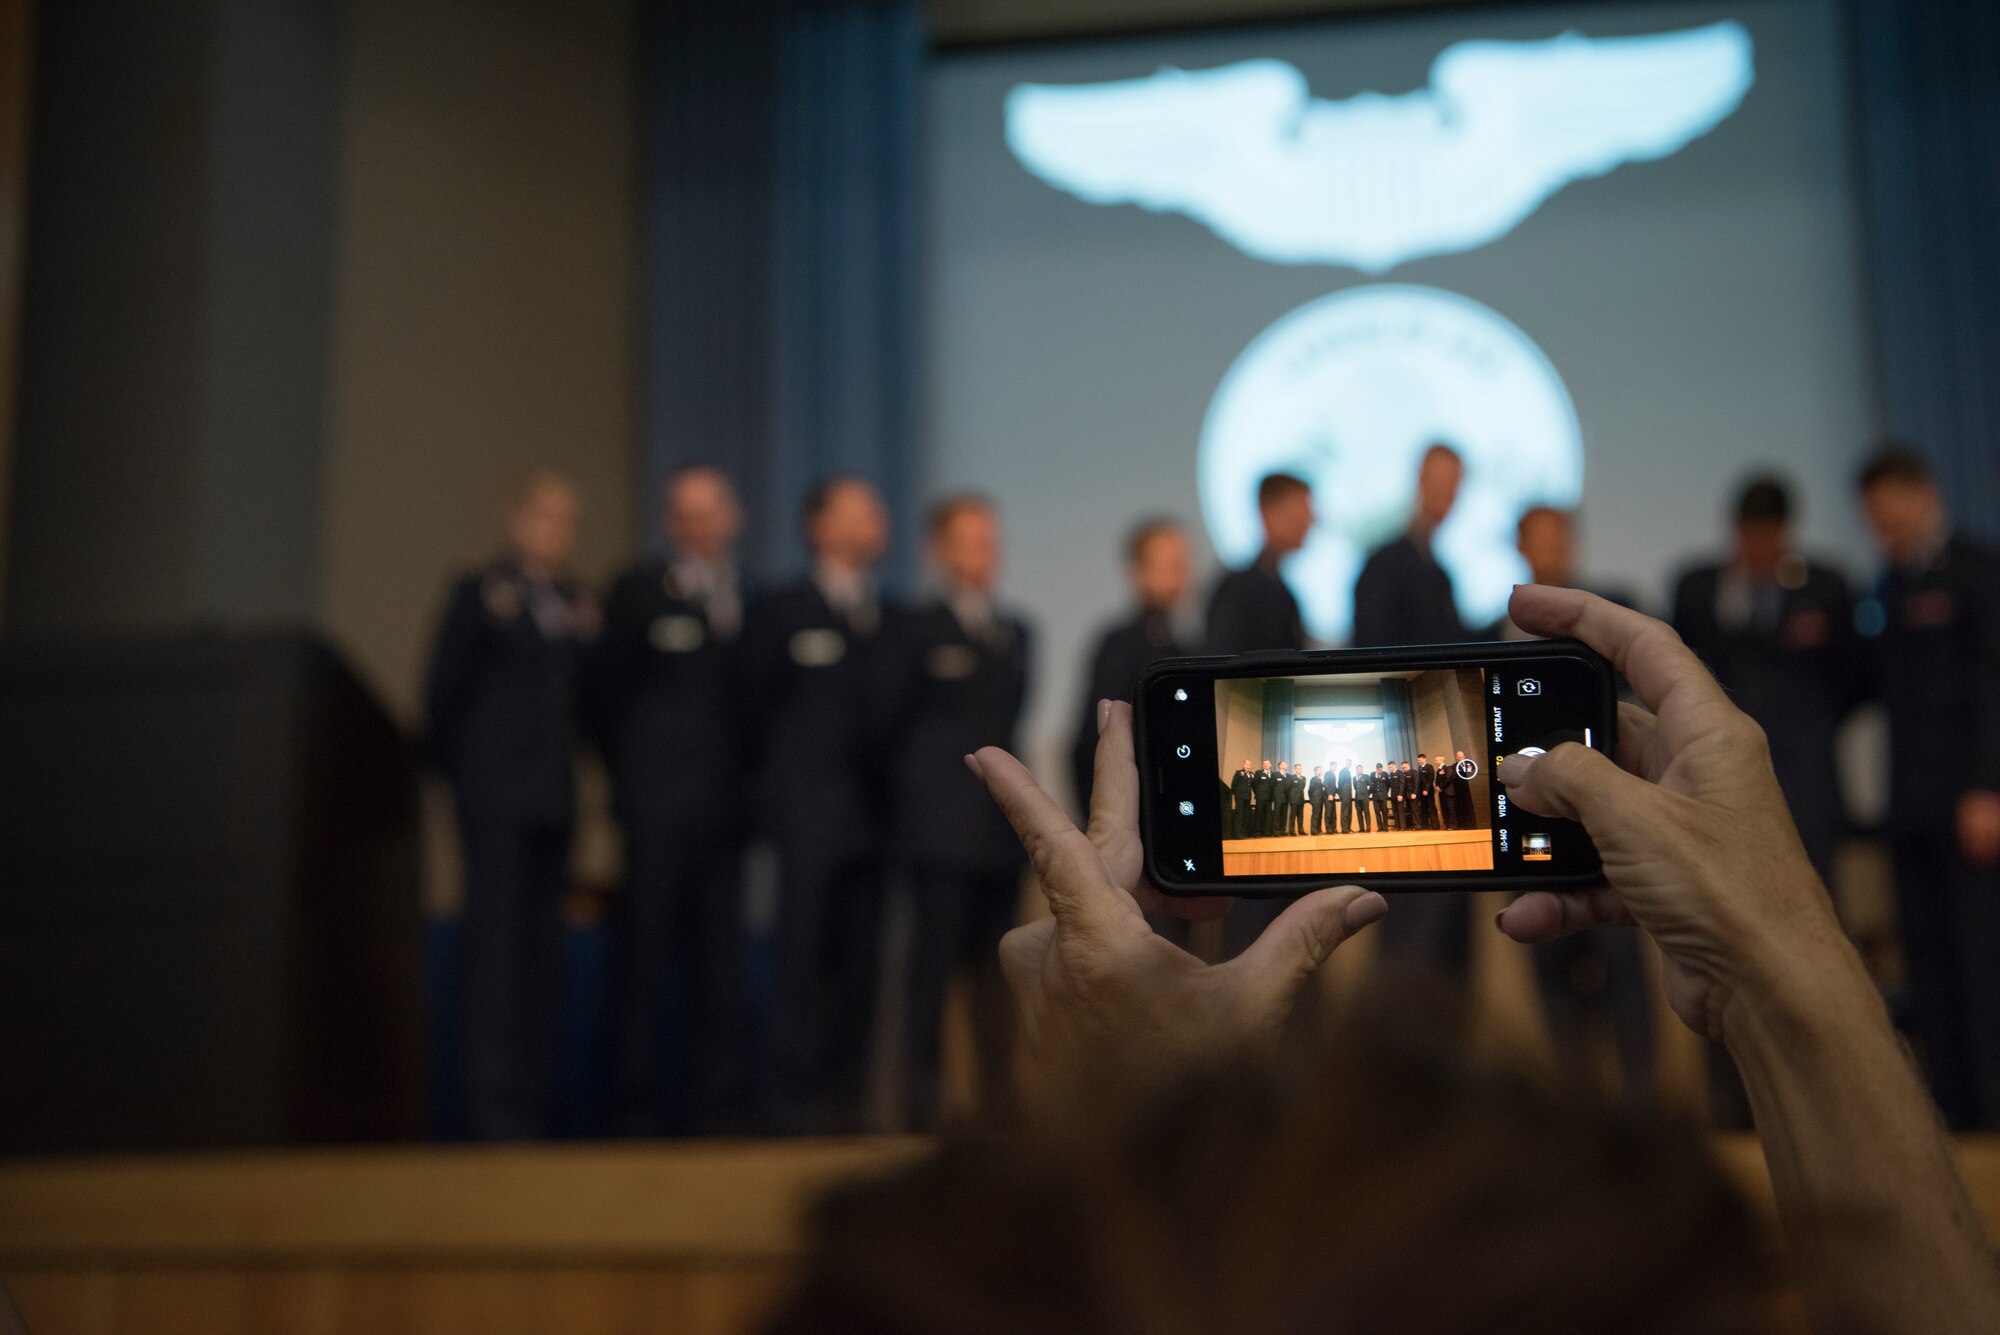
xmin=425 ymin=561 xmax=593 ymax=1140
xmin=1672 ymin=557 xmax=1862 ymax=876
xmin=1352 ymin=532 xmax=1468 ymax=649
xmin=1354 ymin=532 xmax=1476 ymax=986
xmin=1307 ymin=771 xmax=1329 ymax=835
xmin=880 ymin=596 xmax=1031 ymax=1130
xmin=1248 ymin=767 xmax=1275 ymax=837
xmin=590 ymin=559 xmax=750 ymax=1134
xmin=1204 ymin=552 xmax=1304 ymax=655
xmin=739 ymin=576 xmax=894 ymax=1133
xmin=1069 ymin=608 xmax=1192 ymax=818
xmin=1228 ymin=767 xmax=1255 ymax=839
xmin=1867 ymin=533 xmax=2000 ymax=1129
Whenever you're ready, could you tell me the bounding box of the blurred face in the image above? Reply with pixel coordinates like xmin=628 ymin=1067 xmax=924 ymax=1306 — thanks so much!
xmin=509 ymin=477 xmax=579 ymax=573
xmin=1131 ymin=528 xmax=1191 ymax=611
xmin=1261 ymin=489 xmax=1316 ymax=554
xmin=932 ymin=505 xmax=1000 ymax=591
xmin=1732 ymin=518 xmax=1789 ymax=580
xmin=1416 ymin=450 xmax=1464 ymax=527
xmin=811 ymin=480 xmax=890 ymax=571
xmin=1262 ymin=759 xmax=1271 ymax=771
xmin=666 ymin=469 xmax=741 ymax=562
xmin=1516 ymin=511 xmax=1574 ymax=587
xmin=1861 ymin=479 xmax=1943 ymax=565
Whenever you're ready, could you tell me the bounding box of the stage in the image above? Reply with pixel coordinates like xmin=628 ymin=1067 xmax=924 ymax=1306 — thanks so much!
xmin=1222 ymin=827 xmax=1493 ymax=875
xmin=2 ymin=1137 xmax=1998 ymax=1334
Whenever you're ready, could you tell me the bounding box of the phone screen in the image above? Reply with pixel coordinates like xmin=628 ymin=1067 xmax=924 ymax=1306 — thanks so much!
xmin=1139 ymin=644 xmax=1613 ymax=893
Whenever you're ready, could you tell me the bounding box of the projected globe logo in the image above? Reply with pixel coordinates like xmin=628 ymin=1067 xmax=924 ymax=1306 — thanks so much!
xmin=1200 ymin=285 xmax=1581 ymax=640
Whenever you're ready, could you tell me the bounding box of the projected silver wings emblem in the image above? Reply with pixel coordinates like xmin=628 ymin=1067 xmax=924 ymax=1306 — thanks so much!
xmin=1004 ymin=22 xmax=1753 ymax=273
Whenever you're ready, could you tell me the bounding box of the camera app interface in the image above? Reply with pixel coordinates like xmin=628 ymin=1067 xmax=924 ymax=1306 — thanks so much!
xmin=1145 ymin=653 xmax=1603 ymax=885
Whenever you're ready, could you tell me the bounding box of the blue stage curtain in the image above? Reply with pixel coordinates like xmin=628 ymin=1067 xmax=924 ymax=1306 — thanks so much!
xmin=1854 ymin=0 xmax=2000 ymax=537
xmin=640 ymin=0 xmax=922 ymax=584
xmin=1260 ymin=678 xmax=1295 ymax=764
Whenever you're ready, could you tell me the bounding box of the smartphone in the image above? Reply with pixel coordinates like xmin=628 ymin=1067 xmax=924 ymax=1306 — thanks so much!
xmin=1135 ymin=640 xmax=1616 ymax=895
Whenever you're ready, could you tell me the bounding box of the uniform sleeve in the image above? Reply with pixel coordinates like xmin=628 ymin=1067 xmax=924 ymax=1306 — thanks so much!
xmin=1668 ymin=569 xmax=1707 ymax=658
xmin=868 ymin=609 xmax=926 ymax=772
xmin=1350 ymin=553 xmax=1392 ymax=648
xmin=582 ymin=572 xmax=642 ymax=758
xmin=1966 ymin=553 xmax=2000 ymax=793
xmin=1204 ymin=576 xmax=1243 ymax=655
xmin=1011 ymin=619 xmax=1035 ymax=729
xmin=1083 ymin=627 xmax=1124 ymax=706
xmin=423 ymin=578 xmax=485 ymax=769
xmin=734 ymin=593 xmax=789 ymax=776
xmin=1821 ymin=568 xmax=1869 ymax=720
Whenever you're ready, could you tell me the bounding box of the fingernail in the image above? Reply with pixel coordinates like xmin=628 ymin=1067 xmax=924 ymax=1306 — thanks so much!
xmin=1493 ymin=909 xmax=1507 ymax=931
xmin=1497 ymin=753 xmax=1535 ymax=785
xmin=963 ymin=752 xmax=982 ymax=778
xmin=1096 ymin=699 xmax=1112 ymax=735
xmin=1343 ymin=891 xmax=1388 ymax=930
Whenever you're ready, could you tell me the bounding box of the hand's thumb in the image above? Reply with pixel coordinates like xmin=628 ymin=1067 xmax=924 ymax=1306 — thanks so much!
xmin=1234 ymin=885 xmax=1386 ymax=991
xmin=1498 ymin=741 xmax=1647 ymax=830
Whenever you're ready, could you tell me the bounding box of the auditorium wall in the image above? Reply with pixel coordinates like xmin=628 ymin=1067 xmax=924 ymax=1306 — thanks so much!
xmin=318 ymin=0 xmax=638 ymax=726
xmin=1216 ymin=679 xmax=1263 ymax=782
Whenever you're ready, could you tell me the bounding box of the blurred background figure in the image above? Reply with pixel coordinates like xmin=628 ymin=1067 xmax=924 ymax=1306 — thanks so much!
xmin=1069 ymin=517 xmax=1193 ymax=818
xmin=1355 ymin=443 xmax=1476 ymax=995
xmin=1857 ymin=445 xmax=2000 ymax=1130
xmin=1671 ymin=475 xmax=1859 ymax=880
xmin=1209 ymin=475 xmax=1312 ymax=953
xmin=1204 ymin=473 xmax=1310 ymax=654
xmin=1670 ymin=477 xmax=1858 ymax=1126
xmin=592 ymin=465 xmax=750 ymax=1136
xmin=1501 ymin=505 xmax=1655 ymax=1102
xmin=1353 ymin=443 xmax=1470 ymax=649
xmin=424 ymin=471 xmax=596 ymax=1141
xmin=740 ymin=478 xmax=893 ymax=1135
xmin=884 ymin=496 xmax=1031 ymax=1130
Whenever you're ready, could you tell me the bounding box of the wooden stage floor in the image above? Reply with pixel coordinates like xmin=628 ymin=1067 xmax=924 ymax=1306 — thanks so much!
xmin=5 ymin=1137 xmax=1999 ymax=1335
xmin=1223 ymin=826 xmax=1493 ymax=875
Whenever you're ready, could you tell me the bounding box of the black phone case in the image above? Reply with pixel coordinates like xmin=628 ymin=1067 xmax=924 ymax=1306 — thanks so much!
xmin=1136 ymin=640 xmax=1617 ymax=896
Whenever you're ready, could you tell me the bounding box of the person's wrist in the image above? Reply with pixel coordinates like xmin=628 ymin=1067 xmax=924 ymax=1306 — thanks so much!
xmin=1719 ymin=919 xmax=1879 ymax=1064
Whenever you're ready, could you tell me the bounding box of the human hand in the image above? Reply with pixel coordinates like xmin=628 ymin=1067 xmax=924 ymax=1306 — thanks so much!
xmin=968 ymin=700 xmax=1386 ymax=1077
xmin=1958 ymin=791 xmax=2000 ymax=866
xmin=1493 ymin=585 xmax=1852 ymax=1040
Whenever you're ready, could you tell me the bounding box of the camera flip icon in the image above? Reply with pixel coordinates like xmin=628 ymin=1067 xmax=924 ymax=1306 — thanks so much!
xmin=1516 ymin=678 xmax=1543 ymax=697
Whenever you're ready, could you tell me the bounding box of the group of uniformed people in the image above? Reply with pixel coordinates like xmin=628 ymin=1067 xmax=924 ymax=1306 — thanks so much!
xmin=1223 ymin=756 xmax=1478 ymax=840
xmin=425 ymin=435 xmax=2000 ymax=1136
xmin=426 ymin=468 xmax=1028 ymax=1139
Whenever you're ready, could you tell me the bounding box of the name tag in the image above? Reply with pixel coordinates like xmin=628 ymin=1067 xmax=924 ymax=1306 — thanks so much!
xmin=650 ymin=614 xmax=706 ymax=654
xmin=925 ymin=644 xmax=979 ymax=680
xmin=790 ymin=628 xmax=847 ymax=667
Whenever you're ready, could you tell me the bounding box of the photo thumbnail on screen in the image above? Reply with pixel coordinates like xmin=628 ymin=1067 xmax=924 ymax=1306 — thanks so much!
xmin=1214 ymin=667 xmax=1493 ymax=878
